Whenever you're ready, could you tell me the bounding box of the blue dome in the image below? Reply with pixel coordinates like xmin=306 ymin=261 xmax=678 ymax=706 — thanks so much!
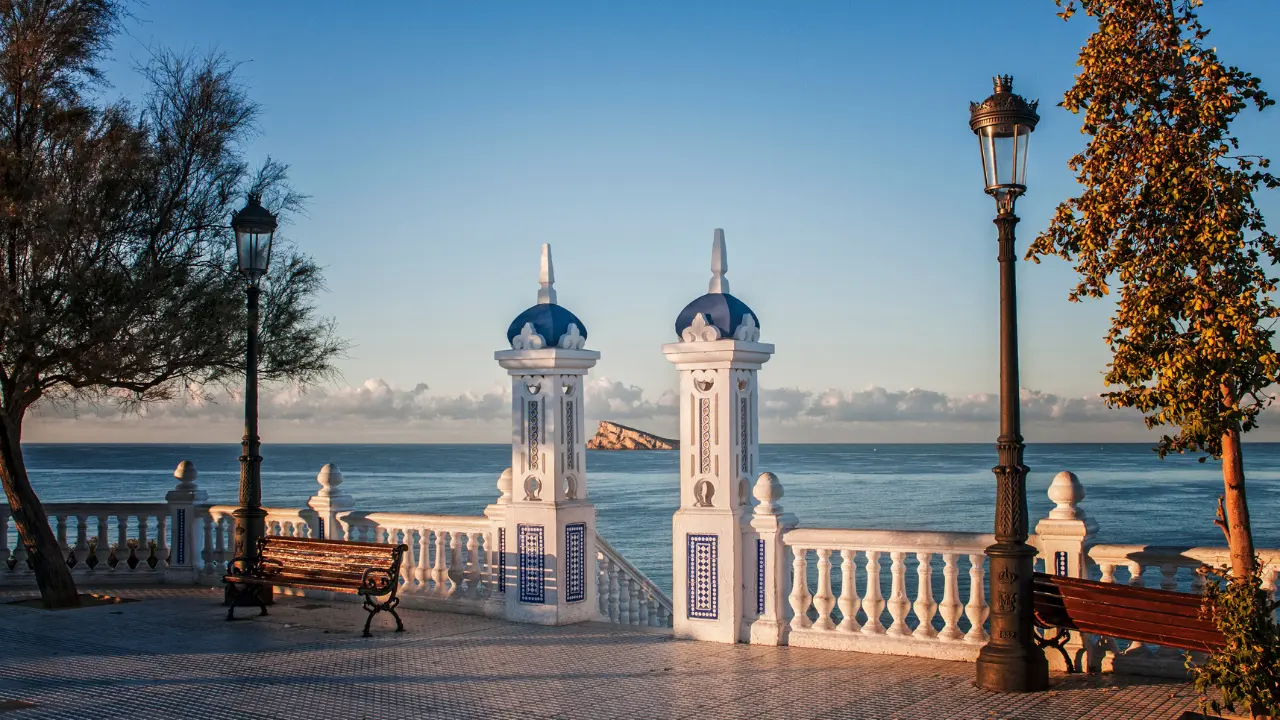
xmin=674 ymin=293 xmax=758 ymax=340
xmin=507 ymin=304 xmax=588 ymax=346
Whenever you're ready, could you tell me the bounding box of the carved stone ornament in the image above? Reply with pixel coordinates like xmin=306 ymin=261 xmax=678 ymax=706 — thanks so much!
xmin=693 ymin=372 xmax=715 ymax=393
xmin=512 ymin=322 xmax=546 ymax=350
xmin=524 ymin=475 xmax=542 ymax=501
xmin=524 ymin=381 xmax=542 ymax=396
xmin=564 ymin=474 xmax=578 ymax=500
xmin=682 ymin=313 xmax=722 ymax=343
xmin=732 ymin=313 xmax=760 ymax=342
xmin=694 ymin=479 xmax=715 ymax=507
xmin=557 ymin=323 xmax=586 ymax=350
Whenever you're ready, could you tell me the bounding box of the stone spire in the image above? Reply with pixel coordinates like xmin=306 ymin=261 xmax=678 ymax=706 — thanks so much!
xmin=708 ymin=229 xmax=729 ymax=294
xmin=537 ymin=243 xmax=557 ymax=305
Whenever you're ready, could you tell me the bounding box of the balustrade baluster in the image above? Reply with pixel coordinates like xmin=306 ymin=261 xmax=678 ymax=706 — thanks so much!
xmin=608 ymin=560 xmax=621 ymax=623
xmin=94 ymin=515 xmax=110 ymax=571
xmin=1159 ymin=563 xmax=1177 ymax=592
xmin=963 ymin=554 xmax=989 ymax=644
xmin=432 ymin=529 xmax=447 ymax=593
xmin=937 ymin=553 xmax=964 ymax=641
xmin=628 ymin=578 xmax=641 ymax=625
xmin=812 ymin=548 xmax=836 ymax=631
xmin=412 ymin=529 xmax=429 ymax=592
xmin=72 ymin=515 xmax=90 ymax=569
xmin=155 ymin=514 xmax=169 ymax=569
xmin=116 ymin=515 xmax=129 ymax=570
xmin=886 ymin=551 xmax=910 ymax=636
xmin=1098 ymin=562 xmax=1116 ymax=584
xmin=788 ymin=547 xmax=812 ymax=630
xmin=469 ymin=531 xmax=484 ymax=598
xmin=836 ymin=549 xmax=861 ymax=632
xmin=861 ymin=550 xmax=885 ymax=634
xmin=617 ymin=572 xmax=632 ymax=624
xmin=638 ymin=592 xmax=650 ymax=626
xmin=912 ymin=552 xmax=938 ymax=639
xmin=55 ymin=515 xmax=69 ymax=565
xmin=447 ymin=532 xmax=465 ymax=597
xmin=12 ymin=538 xmax=27 ymax=573
xmin=597 ymin=554 xmax=609 ymax=616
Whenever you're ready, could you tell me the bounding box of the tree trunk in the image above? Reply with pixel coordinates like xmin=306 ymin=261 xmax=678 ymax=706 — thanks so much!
xmin=0 ymin=409 xmax=80 ymax=608
xmin=1219 ymin=425 xmax=1256 ymax=580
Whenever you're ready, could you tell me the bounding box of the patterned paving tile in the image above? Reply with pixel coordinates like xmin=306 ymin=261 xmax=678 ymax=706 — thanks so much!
xmin=0 ymin=586 xmax=1205 ymax=720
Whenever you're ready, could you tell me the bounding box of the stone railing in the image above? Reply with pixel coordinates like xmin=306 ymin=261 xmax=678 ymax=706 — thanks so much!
xmin=1074 ymin=542 xmax=1280 ymax=677
xmin=1 ymin=502 xmax=170 ymax=585
xmin=1 ymin=461 xmax=671 ymax=631
xmin=337 ymin=511 xmax=498 ymax=613
xmin=596 ymin=533 xmax=673 ymax=628
xmin=779 ymin=528 xmax=993 ymax=661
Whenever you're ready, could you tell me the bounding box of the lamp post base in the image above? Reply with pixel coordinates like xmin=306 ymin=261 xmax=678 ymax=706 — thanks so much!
xmin=975 ymin=543 xmax=1049 ymax=692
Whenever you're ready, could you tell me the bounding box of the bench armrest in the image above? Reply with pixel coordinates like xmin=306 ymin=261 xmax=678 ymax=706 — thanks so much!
xmin=361 ymin=568 xmax=396 ymax=593
xmin=227 ymin=556 xmax=283 ymax=578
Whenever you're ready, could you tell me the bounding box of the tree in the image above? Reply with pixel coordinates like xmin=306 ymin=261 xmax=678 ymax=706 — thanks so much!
xmin=1030 ymin=0 xmax=1278 ymax=579
xmin=0 ymin=1 xmax=344 ymax=608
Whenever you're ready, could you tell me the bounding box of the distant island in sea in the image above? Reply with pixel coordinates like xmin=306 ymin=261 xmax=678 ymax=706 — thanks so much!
xmin=586 ymin=421 xmax=676 ymax=450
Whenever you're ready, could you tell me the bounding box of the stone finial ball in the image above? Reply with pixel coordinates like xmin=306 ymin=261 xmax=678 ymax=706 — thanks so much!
xmin=753 ymin=472 xmax=783 ymax=511
xmin=317 ymin=463 xmax=344 ymax=491
xmin=174 ymin=460 xmax=197 ymax=487
xmin=1047 ymin=470 xmax=1085 ymax=520
xmin=497 ymin=467 xmax=514 ymax=499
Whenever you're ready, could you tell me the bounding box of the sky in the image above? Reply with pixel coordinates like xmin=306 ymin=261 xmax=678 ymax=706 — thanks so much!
xmin=25 ymin=1 xmax=1280 ymax=444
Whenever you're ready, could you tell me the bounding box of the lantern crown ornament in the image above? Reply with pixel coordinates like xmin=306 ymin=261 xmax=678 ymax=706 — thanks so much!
xmin=969 ymin=75 xmax=1040 ymax=214
xmin=674 ymin=229 xmax=761 ymax=343
xmin=506 ymin=244 xmax=589 ymax=350
xmin=231 ymin=192 xmax=278 ymax=285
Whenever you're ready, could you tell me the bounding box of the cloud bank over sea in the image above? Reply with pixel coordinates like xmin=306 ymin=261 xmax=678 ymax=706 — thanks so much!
xmin=22 ymin=376 xmax=1205 ymax=444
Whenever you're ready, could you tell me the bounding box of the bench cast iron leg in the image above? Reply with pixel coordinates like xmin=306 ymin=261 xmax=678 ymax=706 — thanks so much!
xmin=1034 ymin=626 xmax=1076 ymax=673
xmin=362 ymin=596 xmax=380 ymax=637
xmin=387 ymin=597 xmax=404 ymax=632
xmin=226 ymin=583 xmax=238 ymax=621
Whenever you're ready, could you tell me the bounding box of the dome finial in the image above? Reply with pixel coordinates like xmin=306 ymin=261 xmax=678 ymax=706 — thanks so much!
xmin=537 ymin=243 xmax=557 ymax=305
xmin=709 ymin=228 xmax=729 ymax=294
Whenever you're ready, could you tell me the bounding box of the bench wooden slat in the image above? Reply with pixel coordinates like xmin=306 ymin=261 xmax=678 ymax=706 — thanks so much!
xmin=265 ymin=536 xmax=403 ymax=552
xmin=1032 ymin=571 xmax=1225 ymax=659
xmin=262 ymin=545 xmax=399 ymax=562
xmin=259 ymin=552 xmax=396 ymax=573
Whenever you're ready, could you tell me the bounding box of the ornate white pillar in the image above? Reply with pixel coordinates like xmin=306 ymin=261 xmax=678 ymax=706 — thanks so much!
xmin=164 ymin=460 xmax=206 ymax=583
xmin=1034 ymin=471 xmax=1098 ymax=671
xmin=307 ymin=464 xmax=355 ymax=540
xmin=664 ymin=229 xmax=773 ymax=643
xmin=495 ymin=244 xmax=599 ymax=625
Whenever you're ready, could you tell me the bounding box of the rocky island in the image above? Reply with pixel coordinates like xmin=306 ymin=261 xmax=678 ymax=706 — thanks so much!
xmin=586 ymin=421 xmax=677 ymax=450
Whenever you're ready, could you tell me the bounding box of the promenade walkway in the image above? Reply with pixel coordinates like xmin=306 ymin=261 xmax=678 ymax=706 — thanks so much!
xmin=0 ymin=587 xmax=1205 ymax=719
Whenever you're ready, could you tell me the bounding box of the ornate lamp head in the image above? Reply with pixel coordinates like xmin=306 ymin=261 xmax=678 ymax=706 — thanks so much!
xmin=969 ymin=75 xmax=1039 ymax=214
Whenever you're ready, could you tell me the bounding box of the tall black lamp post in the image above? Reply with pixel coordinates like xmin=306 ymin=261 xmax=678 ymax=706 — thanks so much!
xmin=227 ymin=192 xmax=277 ymax=605
xmin=969 ymin=76 xmax=1049 ymax=692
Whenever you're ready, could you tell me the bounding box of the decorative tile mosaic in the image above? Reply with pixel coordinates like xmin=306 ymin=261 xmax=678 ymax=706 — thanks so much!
xmin=498 ymin=527 xmax=506 ymax=593
xmin=756 ymin=538 xmax=766 ymax=615
xmin=698 ymin=398 xmax=711 ymax=474
xmin=528 ymin=400 xmax=540 ymax=470
xmin=565 ymin=523 xmax=586 ymax=603
xmin=518 ymin=524 xmax=544 ymax=604
xmin=175 ymin=509 xmax=186 ymax=565
xmin=687 ymin=534 xmax=718 ymax=620
xmin=566 ymin=401 xmax=575 ymax=469
xmin=317 ymin=517 xmax=325 ymax=540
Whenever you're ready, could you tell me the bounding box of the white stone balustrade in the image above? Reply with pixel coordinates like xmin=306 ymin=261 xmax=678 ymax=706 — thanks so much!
xmin=778 ymin=525 xmax=995 ymax=661
xmin=2 ymin=502 xmax=170 ymax=585
xmin=596 ymin=533 xmax=673 ymax=628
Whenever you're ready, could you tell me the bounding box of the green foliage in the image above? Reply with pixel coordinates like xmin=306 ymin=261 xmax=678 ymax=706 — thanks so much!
xmin=1032 ymin=0 xmax=1279 ymax=459
xmin=1188 ymin=561 xmax=1280 ymax=717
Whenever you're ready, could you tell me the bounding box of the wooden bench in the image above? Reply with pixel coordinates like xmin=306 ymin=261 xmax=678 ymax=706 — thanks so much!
xmin=1032 ymin=571 xmax=1225 ymax=672
xmin=224 ymin=536 xmax=409 ymax=637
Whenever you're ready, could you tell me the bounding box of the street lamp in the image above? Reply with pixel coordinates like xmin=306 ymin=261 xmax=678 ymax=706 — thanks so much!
xmin=227 ymin=192 xmax=277 ymax=606
xmin=969 ymin=76 xmax=1049 ymax=692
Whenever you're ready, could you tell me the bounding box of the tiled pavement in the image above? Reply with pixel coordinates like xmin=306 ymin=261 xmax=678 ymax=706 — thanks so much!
xmin=0 ymin=587 xmax=1207 ymax=720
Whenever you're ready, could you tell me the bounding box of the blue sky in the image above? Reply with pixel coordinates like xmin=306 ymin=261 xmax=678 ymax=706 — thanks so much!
xmin=28 ymin=1 xmax=1280 ymax=443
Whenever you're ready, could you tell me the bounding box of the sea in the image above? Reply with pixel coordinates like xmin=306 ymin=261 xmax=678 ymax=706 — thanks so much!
xmin=12 ymin=443 xmax=1280 ymax=596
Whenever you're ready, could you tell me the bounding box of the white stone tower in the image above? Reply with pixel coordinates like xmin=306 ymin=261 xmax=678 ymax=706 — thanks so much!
xmin=495 ymin=244 xmax=600 ymax=625
xmin=664 ymin=229 xmax=774 ymax=643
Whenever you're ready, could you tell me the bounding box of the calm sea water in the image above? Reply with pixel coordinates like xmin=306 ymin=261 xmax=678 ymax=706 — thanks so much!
xmin=14 ymin=443 xmax=1280 ymax=595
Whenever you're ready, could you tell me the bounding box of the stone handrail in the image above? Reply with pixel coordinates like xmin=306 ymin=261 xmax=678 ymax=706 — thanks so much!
xmin=337 ymin=511 xmax=496 ymax=605
xmin=778 ymin=527 xmax=994 ymax=661
xmin=2 ymin=502 xmax=169 ymax=584
xmin=596 ymin=532 xmax=673 ymax=628
xmin=1078 ymin=542 xmax=1280 ymax=676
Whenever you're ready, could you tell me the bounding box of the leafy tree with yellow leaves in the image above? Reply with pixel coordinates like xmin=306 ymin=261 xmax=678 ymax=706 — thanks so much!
xmin=1031 ymin=0 xmax=1277 ymax=583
